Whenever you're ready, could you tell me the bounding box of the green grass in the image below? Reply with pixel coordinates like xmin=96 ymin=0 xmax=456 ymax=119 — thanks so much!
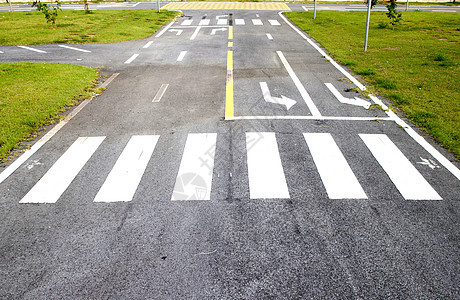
xmin=0 ymin=10 xmax=180 ymax=45
xmin=0 ymin=63 xmax=98 ymax=161
xmin=286 ymin=11 xmax=459 ymax=159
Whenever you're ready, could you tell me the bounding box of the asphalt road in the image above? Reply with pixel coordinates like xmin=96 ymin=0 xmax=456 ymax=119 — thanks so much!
xmin=1 ymin=7 xmax=459 ymax=299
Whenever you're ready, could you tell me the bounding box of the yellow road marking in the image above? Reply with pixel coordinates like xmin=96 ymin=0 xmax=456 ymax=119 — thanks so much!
xmin=228 ymin=26 xmax=233 ymax=40
xmin=161 ymin=2 xmax=290 ymax=11
xmin=225 ymin=50 xmax=234 ymax=118
xmin=228 ymin=42 xmax=233 ymax=47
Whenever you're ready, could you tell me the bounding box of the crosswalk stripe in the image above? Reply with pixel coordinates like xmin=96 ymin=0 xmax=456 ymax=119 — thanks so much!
xmin=360 ymin=134 xmax=442 ymax=200
xmin=20 ymin=137 xmax=105 ymax=204
xmin=172 ymin=133 xmax=217 ymax=201
xmin=181 ymin=19 xmax=193 ymax=26
xmin=199 ymin=19 xmax=210 ymax=26
xmin=252 ymin=19 xmax=263 ymax=26
xmin=217 ymin=19 xmax=227 ymax=25
xmin=246 ymin=132 xmax=290 ymax=199
xmin=303 ymin=133 xmax=367 ymax=199
xmin=94 ymin=135 xmax=159 ymax=203
xmin=235 ymin=19 xmax=245 ymax=25
xmin=268 ymin=20 xmax=281 ymax=26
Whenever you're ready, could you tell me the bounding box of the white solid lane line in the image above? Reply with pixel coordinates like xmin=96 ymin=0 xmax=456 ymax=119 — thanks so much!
xmin=17 ymin=45 xmax=47 ymax=53
xmin=234 ymin=19 xmax=245 ymax=25
xmin=177 ymin=51 xmax=187 ymax=62
xmin=268 ymin=20 xmax=281 ymax=26
xmin=143 ymin=41 xmax=153 ymax=48
xmin=20 ymin=137 xmax=105 ymax=204
xmin=252 ymin=19 xmax=263 ymax=26
xmin=172 ymin=133 xmax=217 ymax=201
xmin=0 ymin=50 xmax=4 ymax=54
xmin=124 ymin=53 xmax=139 ymax=64
xmin=94 ymin=135 xmax=159 ymax=203
xmin=276 ymin=51 xmax=321 ymax=117
xmin=266 ymin=33 xmax=273 ymax=40
xmin=360 ymin=134 xmax=442 ymax=200
xmin=246 ymin=132 xmax=290 ymax=199
xmin=58 ymin=45 xmax=91 ymax=53
xmin=304 ymin=133 xmax=367 ymax=199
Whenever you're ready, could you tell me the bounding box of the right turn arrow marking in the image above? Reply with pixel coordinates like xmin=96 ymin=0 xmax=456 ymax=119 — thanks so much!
xmin=260 ymin=82 xmax=297 ymax=110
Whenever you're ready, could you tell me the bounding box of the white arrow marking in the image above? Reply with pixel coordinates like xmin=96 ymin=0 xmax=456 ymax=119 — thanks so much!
xmin=211 ymin=28 xmax=227 ymax=35
xmin=260 ymin=82 xmax=296 ymax=110
xmin=325 ymin=83 xmax=371 ymax=109
xmin=169 ymin=29 xmax=183 ymax=36
xmin=417 ymin=157 xmax=440 ymax=170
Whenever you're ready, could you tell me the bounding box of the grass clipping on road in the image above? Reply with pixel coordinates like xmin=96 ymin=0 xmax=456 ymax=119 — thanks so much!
xmin=0 ymin=10 xmax=180 ymax=44
xmin=286 ymin=11 xmax=459 ymax=159
xmin=0 ymin=63 xmax=98 ymax=162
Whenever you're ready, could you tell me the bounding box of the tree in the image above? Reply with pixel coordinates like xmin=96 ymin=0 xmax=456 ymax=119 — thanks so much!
xmin=386 ymin=0 xmax=402 ymax=30
xmin=36 ymin=1 xmax=62 ymax=25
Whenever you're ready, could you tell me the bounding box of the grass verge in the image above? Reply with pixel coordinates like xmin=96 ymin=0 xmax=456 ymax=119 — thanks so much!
xmin=0 ymin=63 xmax=98 ymax=162
xmin=285 ymin=11 xmax=459 ymax=159
xmin=0 ymin=10 xmax=180 ymax=45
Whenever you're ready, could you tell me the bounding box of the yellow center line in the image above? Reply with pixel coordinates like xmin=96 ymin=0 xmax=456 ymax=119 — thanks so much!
xmin=228 ymin=26 xmax=233 ymax=40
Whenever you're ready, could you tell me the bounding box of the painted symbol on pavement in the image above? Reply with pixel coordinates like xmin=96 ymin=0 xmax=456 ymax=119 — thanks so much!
xmin=325 ymin=83 xmax=371 ymax=109
xmin=211 ymin=28 xmax=227 ymax=35
xmin=169 ymin=29 xmax=183 ymax=36
xmin=417 ymin=157 xmax=440 ymax=170
xmin=259 ymin=82 xmax=297 ymax=110
xmin=172 ymin=173 xmax=208 ymax=200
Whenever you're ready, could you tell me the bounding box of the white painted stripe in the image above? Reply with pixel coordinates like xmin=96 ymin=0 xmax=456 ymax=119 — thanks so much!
xmin=190 ymin=26 xmax=201 ymax=40
xmin=226 ymin=116 xmax=392 ymax=121
xmin=143 ymin=41 xmax=153 ymax=48
xmin=58 ymin=45 xmax=91 ymax=53
xmin=20 ymin=137 xmax=105 ymax=204
xmin=0 ymin=50 xmax=3 ymax=54
xmin=94 ymin=135 xmax=159 ymax=203
xmin=302 ymin=6 xmax=309 ymax=11
xmin=278 ymin=12 xmax=366 ymax=91
xmin=235 ymin=19 xmax=245 ymax=25
xmin=155 ymin=20 xmax=175 ymax=38
xmin=266 ymin=33 xmax=273 ymax=40
xmin=172 ymin=133 xmax=217 ymax=201
xmin=17 ymin=45 xmax=46 ymax=54
xmin=181 ymin=19 xmax=193 ymax=26
xmin=276 ymin=51 xmax=321 ymax=117
xmin=153 ymin=84 xmax=169 ymax=102
xmin=199 ymin=19 xmax=210 ymax=26
xmin=100 ymin=73 xmax=119 ymax=89
xmin=252 ymin=19 xmax=263 ymax=26
xmin=124 ymin=53 xmax=139 ymax=64
xmin=217 ymin=19 xmax=227 ymax=25
xmin=268 ymin=20 xmax=281 ymax=26
xmin=304 ymin=133 xmax=367 ymax=199
xmin=246 ymin=132 xmax=290 ymax=199
xmin=177 ymin=51 xmax=187 ymax=62
xmin=360 ymin=134 xmax=442 ymax=200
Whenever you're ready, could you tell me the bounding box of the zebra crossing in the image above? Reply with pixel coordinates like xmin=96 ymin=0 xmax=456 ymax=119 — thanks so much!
xmin=176 ymin=17 xmax=282 ymax=27
xmin=13 ymin=132 xmax=444 ymax=204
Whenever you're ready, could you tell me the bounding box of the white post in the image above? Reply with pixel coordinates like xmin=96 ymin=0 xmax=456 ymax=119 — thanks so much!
xmin=406 ymin=0 xmax=409 ymax=11
xmin=158 ymin=0 xmax=160 ymax=13
xmin=364 ymin=0 xmax=371 ymax=51
xmin=8 ymin=0 xmax=13 ymax=12
xmin=314 ymin=0 xmax=317 ymax=19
